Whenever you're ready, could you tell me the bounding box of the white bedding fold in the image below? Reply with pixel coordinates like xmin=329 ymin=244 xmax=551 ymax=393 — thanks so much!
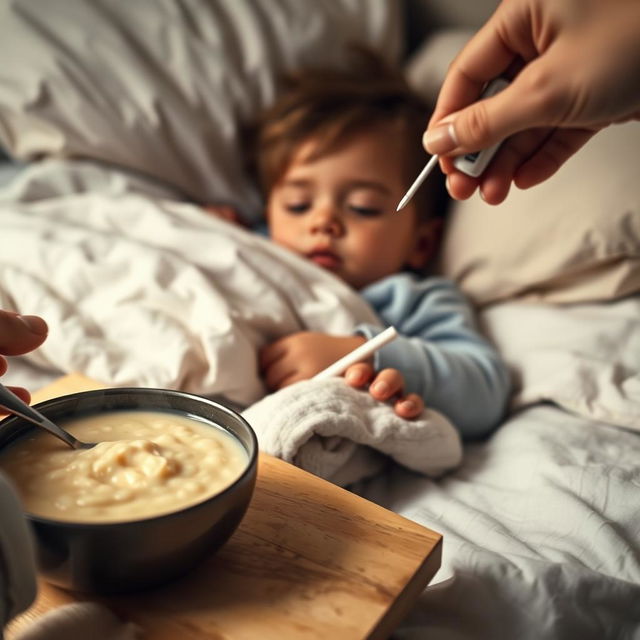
xmin=0 ymin=188 xmax=378 ymax=405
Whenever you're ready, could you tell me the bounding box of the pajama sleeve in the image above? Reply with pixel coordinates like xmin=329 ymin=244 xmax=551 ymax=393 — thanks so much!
xmin=357 ymin=274 xmax=511 ymax=440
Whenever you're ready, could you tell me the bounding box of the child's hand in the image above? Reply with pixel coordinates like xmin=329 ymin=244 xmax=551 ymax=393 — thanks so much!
xmin=260 ymin=332 xmax=366 ymax=391
xmin=344 ymin=362 xmax=424 ymax=420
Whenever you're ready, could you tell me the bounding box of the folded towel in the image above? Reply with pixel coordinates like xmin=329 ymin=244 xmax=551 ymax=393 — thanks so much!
xmin=243 ymin=378 xmax=463 ymax=486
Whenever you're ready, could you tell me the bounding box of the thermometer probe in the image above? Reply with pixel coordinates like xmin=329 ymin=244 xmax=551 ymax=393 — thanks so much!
xmin=397 ymin=77 xmax=510 ymax=211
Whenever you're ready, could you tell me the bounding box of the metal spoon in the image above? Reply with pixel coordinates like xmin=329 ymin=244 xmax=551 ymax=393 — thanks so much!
xmin=0 ymin=382 xmax=95 ymax=449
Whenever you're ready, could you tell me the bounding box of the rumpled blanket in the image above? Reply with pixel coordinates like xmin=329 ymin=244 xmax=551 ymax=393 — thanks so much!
xmin=0 ymin=180 xmax=377 ymax=406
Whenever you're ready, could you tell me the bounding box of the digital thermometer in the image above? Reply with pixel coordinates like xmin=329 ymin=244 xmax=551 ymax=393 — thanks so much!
xmin=451 ymin=77 xmax=509 ymax=177
xmin=397 ymin=77 xmax=510 ymax=211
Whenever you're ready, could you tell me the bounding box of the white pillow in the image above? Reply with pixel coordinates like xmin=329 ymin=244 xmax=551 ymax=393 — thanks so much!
xmin=405 ymin=28 xmax=474 ymax=105
xmin=0 ymin=0 xmax=402 ymax=223
xmin=439 ymin=122 xmax=640 ymax=306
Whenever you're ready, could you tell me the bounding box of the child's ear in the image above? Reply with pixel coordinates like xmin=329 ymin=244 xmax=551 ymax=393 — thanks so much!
xmin=407 ymin=218 xmax=443 ymax=271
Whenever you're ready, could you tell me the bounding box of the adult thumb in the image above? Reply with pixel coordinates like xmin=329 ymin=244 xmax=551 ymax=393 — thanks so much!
xmin=0 ymin=311 xmax=48 ymax=356
xmin=426 ymin=64 xmax=561 ymax=155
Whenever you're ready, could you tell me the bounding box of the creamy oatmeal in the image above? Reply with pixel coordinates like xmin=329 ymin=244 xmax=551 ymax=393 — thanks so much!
xmin=0 ymin=410 xmax=248 ymax=523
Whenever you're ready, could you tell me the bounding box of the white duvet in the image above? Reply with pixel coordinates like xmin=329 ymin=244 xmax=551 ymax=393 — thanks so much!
xmin=0 ymin=161 xmax=378 ymax=405
xmin=1 ymin=161 xmax=639 ymax=639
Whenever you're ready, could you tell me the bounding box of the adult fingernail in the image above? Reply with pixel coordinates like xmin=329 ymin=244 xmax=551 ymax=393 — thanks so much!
xmin=372 ymin=381 xmax=389 ymax=396
xmin=17 ymin=315 xmax=48 ymax=335
xmin=423 ymin=123 xmax=458 ymax=155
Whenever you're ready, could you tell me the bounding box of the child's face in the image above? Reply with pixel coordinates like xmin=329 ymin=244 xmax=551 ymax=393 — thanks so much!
xmin=266 ymin=124 xmax=437 ymax=289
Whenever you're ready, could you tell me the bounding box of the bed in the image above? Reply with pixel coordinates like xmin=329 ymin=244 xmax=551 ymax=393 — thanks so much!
xmin=1 ymin=1 xmax=639 ymax=638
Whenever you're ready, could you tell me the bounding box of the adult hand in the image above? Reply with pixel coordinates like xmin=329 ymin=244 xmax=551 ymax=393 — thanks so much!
xmin=425 ymin=0 xmax=640 ymax=204
xmin=0 ymin=311 xmax=48 ymax=406
xmin=344 ymin=362 xmax=424 ymax=420
xmin=259 ymin=331 xmax=366 ymax=391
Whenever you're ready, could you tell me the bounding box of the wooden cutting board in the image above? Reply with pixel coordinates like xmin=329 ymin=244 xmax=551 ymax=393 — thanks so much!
xmin=6 ymin=374 xmax=442 ymax=640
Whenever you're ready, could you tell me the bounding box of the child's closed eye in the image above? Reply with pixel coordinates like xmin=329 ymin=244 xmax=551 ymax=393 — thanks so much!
xmin=285 ymin=202 xmax=310 ymax=214
xmin=348 ymin=205 xmax=383 ymax=217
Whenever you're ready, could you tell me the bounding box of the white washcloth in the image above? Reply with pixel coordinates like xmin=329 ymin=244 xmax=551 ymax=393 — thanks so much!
xmin=243 ymin=378 xmax=463 ymax=486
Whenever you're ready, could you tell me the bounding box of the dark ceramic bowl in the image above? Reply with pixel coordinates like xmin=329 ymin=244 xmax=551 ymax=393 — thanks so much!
xmin=0 ymin=388 xmax=258 ymax=595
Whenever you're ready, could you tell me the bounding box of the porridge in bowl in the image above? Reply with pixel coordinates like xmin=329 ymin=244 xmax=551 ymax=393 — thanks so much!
xmin=0 ymin=388 xmax=258 ymax=594
xmin=0 ymin=409 xmax=248 ymax=523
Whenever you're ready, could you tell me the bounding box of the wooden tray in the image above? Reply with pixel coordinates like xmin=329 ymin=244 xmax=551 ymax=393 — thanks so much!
xmin=7 ymin=374 xmax=442 ymax=640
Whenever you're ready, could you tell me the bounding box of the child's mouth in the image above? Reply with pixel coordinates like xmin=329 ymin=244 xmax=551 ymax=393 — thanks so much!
xmin=308 ymin=250 xmax=341 ymax=270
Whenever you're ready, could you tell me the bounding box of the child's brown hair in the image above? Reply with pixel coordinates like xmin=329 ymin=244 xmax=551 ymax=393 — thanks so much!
xmin=251 ymin=48 xmax=443 ymax=222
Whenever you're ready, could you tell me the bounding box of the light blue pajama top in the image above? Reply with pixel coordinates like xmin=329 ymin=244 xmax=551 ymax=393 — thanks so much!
xmin=356 ymin=273 xmax=511 ymax=440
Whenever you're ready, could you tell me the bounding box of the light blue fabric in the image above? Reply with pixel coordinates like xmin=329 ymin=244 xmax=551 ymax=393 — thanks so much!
xmin=356 ymin=273 xmax=511 ymax=440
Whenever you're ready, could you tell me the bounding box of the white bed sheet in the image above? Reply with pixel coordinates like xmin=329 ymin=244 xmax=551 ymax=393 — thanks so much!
xmin=356 ymin=404 xmax=640 ymax=639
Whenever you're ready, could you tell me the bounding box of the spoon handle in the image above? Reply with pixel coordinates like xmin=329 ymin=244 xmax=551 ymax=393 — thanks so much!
xmin=0 ymin=382 xmax=80 ymax=449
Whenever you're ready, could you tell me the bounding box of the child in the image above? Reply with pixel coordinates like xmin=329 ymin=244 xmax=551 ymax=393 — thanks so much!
xmin=220 ymin=53 xmax=511 ymax=440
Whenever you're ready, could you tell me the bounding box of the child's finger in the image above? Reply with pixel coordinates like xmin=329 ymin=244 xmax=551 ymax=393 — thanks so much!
xmin=259 ymin=340 xmax=287 ymax=371
xmin=273 ymin=371 xmax=304 ymax=390
xmin=369 ymin=368 xmax=403 ymax=401
xmin=344 ymin=362 xmax=374 ymax=387
xmin=394 ymin=393 xmax=424 ymax=420
xmin=263 ymin=358 xmax=297 ymax=391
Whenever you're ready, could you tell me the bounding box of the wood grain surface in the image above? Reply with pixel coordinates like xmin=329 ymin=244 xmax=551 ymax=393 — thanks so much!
xmin=7 ymin=374 xmax=442 ymax=640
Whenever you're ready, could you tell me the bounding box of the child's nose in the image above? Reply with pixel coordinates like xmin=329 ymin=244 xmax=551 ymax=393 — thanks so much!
xmin=310 ymin=205 xmax=343 ymax=236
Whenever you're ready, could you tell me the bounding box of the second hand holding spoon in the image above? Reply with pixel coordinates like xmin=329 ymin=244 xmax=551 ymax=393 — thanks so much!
xmin=0 ymin=382 xmax=95 ymax=450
